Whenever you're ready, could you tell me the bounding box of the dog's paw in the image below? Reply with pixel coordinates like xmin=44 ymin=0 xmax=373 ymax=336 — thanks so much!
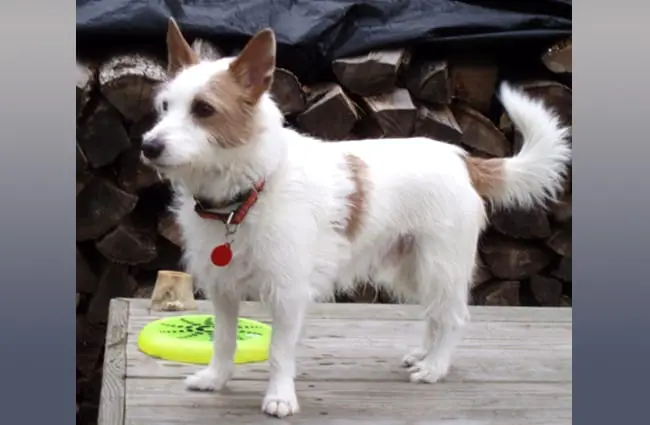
xmin=401 ymin=348 xmax=427 ymax=368
xmin=262 ymin=393 xmax=299 ymax=418
xmin=184 ymin=367 xmax=231 ymax=392
xmin=408 ymin=360 xmax=449 ymax=384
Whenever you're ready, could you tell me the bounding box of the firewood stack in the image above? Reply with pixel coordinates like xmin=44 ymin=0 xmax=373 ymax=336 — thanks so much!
xmin=76 ymin=36 xmax=571 ymax=424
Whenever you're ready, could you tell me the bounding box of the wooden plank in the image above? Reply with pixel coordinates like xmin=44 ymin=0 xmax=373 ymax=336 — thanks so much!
xmin=98 ymin=299 xmax=128 ymax=425
xmin=128 ymin=298 xmax=572 ymax=323
xmin=125 ymin=379 xmax=571 ymax=424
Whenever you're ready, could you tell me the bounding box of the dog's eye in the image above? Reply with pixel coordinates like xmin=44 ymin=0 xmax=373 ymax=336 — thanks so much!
xmin=191 ymin=100 xmax=216 ymax=118
xmin=161 ymin=101 xmax=168 ymax=112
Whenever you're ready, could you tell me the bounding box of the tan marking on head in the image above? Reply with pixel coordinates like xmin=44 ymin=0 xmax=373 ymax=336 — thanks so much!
xmin=166 ymin=18 xmax=199 ymax=77
xmin=191 ymin=72 xmax=256 ymax=149
xmin=229 ymin=29 xmax=277 ymax=103
xmin=464 ymin=157 xmax=505 ymax=200
xmin=344 ymin=154 xmax=370 ymax=240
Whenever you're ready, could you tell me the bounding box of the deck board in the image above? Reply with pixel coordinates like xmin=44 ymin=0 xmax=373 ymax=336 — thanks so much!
xmin=100 ymin=298 xmax=572 ymax=425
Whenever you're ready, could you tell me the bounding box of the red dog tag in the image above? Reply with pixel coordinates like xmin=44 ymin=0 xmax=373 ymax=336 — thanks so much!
xmin=211 ymin=244 xmax=233 ymax=267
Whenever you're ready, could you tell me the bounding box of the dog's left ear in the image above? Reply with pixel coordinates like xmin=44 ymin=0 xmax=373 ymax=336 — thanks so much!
xmin=229 ymin=28 xmax=276 ymax=103
xmin=166 ymin=18 xmax=199 ymax=77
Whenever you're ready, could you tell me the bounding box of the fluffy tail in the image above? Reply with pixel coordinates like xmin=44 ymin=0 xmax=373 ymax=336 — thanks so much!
xmin=465 ymin=82 xmax=571 ymax=209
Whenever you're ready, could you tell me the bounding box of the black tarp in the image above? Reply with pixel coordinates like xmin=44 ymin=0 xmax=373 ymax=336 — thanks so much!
xmin=77 ymin=0 xmax=571 ymax=83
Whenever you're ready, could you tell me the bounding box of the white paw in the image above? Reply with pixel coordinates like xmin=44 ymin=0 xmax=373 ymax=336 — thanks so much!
xmin=262 ymin=393 xmax=299 ymax=418
xmin=401 ymin=348 xmax=427 ymax=367
xmin=184 ymin=367 xmax=231 ymax=392
xmin=408 ymin=360 xmax=450 ymax=384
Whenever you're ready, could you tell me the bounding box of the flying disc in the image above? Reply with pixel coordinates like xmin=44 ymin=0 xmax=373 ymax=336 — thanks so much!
xmin=137 ymin=315 xmax=272 ymax=364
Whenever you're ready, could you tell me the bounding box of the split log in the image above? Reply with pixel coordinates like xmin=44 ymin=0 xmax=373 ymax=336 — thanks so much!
xmin=158 ymin=212 xmax=183 ymax=247
xmin=77 ymin=99 xmax=132 ymax=168
xmin=139 ymin=237 xmax=183 ymax=271
xmin=480 ymin=234 xmax=553 ymax=280
xmin=360 ymin=88 xmax=417 ymax=138
xmin=191 ymin=38 xmax=225 ymax=61
xmin=150 ymin=270 xmax=197 ymax=311
xmin=454 ymin=103 xmax=511 ymax=157
xmin=270 ymin=68 xmax=306 ymax=115
xmin=472 ymin=257 xmax=492 ymax=289
xmin=530 ymin=275 xmax=564 ymax=306
xmin=99 ymin=54 xmax=167 ymax=122
xmin=542 ymin=38 xmax=572 ymax=74
xmin=76 ymin=142 xmax=91 ymax=195
xmin=114 ymin=148 xmax=161 ymax=193
xmin=519 ymin=81 xmax=572 ymax=128
xmin=86 ymin=263 xmax=138 ymax=324
xmin=77 ymin=247 xmax=98 ymax=294
xmin=473 ymin=280 xmax=520 ymax=306
xmin=296 ymin=84 xmax=359 ymax=140
xmin=546 ymin=225 xmax=572 ymax=258
xmin=449 ymin=60 xmax=499 ymax=113
xmin=550 ymin=190 xmax=572 ymax=223
xmin=95 ymin=221 xmax=158 ymax=265
xmin=76 ymin=62 xmax=94 ymax=119
xmin=551 ymin=256 xmax=572 ymax=282
xmin=560 ymin=295 xmax=572 ymax=307
xmin=403 ymin=60 xmax=450 ymax=105
xmin=332 ymin=49 xmax=410 ymax=96
xmin=76 ymin=177 xmax=138 ymax=241
xmin=490 ymin=209 xmax=552 ymax=240
xmin=413 ymin=105 xmax=462 ymax=144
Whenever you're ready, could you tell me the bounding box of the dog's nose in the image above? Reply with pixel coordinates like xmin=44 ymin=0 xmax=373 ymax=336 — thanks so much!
xmin=141 ymin=139 xmax=165 ymax=160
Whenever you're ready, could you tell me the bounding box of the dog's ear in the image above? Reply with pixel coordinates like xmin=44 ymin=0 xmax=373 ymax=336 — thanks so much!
xmin=166 ymin=18 xmax=199 ymax=77
xmin=228 ymin=28 xmax=276 ymax=103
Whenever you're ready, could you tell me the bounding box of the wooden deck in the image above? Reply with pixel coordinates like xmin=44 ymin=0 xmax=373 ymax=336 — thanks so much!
xmin=99 ymin=298 xmax=572 ymax=425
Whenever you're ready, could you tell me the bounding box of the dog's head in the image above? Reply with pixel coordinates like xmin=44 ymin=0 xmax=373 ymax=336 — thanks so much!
xmin=141 ymin=18 xmax=279 ymax=174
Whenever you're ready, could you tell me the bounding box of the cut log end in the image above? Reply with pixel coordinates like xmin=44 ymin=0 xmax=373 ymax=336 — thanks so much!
xmin=361 ymin=88 xmax=417 ymax=138
xmin=332 ymin=49 xmax=410 ymax=96
xmin=449 ymin=60 xmax=499 ymax=113
xmin=454 ymin=103 xmax=511 ymax=157
xmin=542 ymin=38 xmax=572 ymax=74
xmin=270 ymin=68 xmax=306 ymax=115
xmin=76 ymin=62 xmax=95 ymax=119
xmin=403 ymin=60 xmax=450 ymax=105
xmin=150 ymin=270 xmax=197 ymax=312
xmin=413 ymin=105 xmax=462 ymax=144
xmin=77 ymin=99 xmax=132 ymax=169
xmin=99 ymin=54 xmax=167 ymax=122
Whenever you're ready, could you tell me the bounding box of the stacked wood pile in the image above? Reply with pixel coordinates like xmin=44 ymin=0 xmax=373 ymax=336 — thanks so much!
xmin=76 ymin=37 xmax=571 ymax=424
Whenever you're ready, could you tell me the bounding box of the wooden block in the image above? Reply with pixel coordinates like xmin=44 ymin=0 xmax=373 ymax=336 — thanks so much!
xmin=413 ymin=105 xmax=462 ymax=144
xmin=546 ymin=225 xmax=572 ymax=258
xmin=449 ymin=60 xmax=499 ymax=113
xmin=530 ymin=275 xmax=564 ymax=306
xmin=270 ymin=68 xmax=306 ymax=115
xmin=490 ymin=209 xmax=552 ymax=240
xmin=77 ymin=99 xmax=132 ymax=168
xmin=332 ymin=49 xmax=410 ymax=96
xmin=454 ymin=103 xmax=511 ymax=157
xmin=403 ymin=60 xmax=450 ymax=105
xmin=99 ymin=53 xmax=167 ymax=122
xmin=76 ymin=177 xmax=138 ymax=241
xmin=95 ymin=221 xmax=158 ymax=265
xmin=480 ymin=234 xmax=552 ymax=280
xmin=191 ymin=38 xmax=225 ymax=61
xmin=361 ymin=88 xmax=417 ymax=138
xmin=542 ymin=38 xmax=572 ymax=74
xmin=297 ymin=84 xmax=359 ymax=140
xmin=76 ymin=61 xmax=95 ymax=119
xmin=150 ymin=270 xmax=197 ymax=312
xmin=473 ymin=280 xmax=520 ymax=306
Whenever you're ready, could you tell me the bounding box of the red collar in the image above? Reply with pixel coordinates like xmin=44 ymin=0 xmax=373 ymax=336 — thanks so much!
xmin=194 ymin=181 xmax=265 ymax=225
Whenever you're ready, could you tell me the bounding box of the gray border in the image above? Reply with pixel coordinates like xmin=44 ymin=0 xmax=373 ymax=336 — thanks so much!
xmin=0 ymin=3 xmax=76 ymax=424
xmin=0 ymin=2 xmax=646 ymax=424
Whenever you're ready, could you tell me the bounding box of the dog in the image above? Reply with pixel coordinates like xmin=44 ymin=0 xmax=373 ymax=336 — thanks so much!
xmin=141 ymin=18 xmax=571 ymax=418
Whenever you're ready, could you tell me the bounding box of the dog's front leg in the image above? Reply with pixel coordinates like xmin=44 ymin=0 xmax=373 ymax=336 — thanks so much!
xmin=262 ymin=292 xmax=309 ymax=418
xmin=185 ymin=286 xmax=240 ymax=391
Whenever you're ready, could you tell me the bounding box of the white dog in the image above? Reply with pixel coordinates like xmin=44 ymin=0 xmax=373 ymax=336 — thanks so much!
xmin=141 ymin=18 xmax=571 ymax=418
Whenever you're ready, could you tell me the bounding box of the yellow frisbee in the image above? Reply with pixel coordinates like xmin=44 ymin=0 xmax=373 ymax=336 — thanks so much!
xmin=137 ymin=315 xmax=272 ymax=365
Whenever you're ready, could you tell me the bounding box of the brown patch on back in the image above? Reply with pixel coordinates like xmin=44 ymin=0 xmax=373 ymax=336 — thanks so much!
xmin=385 ymin=234 xmax=416 ymax=264
xmin=464 ymin=156 xmax=505 ymax=200
xmin=193 ymin=73 xmax=257 ymax=149
xmin=344 ymin=154 xmax=370 ymax=239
